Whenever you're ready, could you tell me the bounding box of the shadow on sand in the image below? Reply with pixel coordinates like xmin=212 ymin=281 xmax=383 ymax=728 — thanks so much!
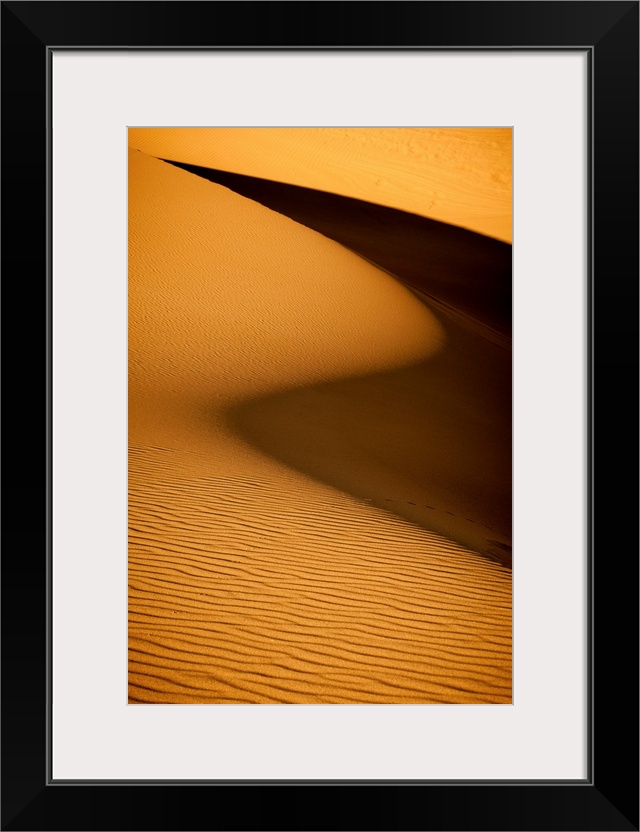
xmin=225 ymin=304 xmax=512 ymax=568
xmin=162 ymin=158 xmax=512 ymax=337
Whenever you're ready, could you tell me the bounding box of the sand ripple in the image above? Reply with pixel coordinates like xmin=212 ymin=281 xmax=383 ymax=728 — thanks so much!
xmin=130 ymin=451 xmax=511 ymax=704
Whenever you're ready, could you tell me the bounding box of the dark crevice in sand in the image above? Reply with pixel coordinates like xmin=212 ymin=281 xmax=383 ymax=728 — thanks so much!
xmin=160 ymin=158 xmax=512 ymax=337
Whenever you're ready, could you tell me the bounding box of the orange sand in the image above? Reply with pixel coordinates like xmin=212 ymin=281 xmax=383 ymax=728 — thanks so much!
xmin=128 ymin=127 xmax=512 ymax=243
xmin=128 ymin=134 xmax=511 ymax=704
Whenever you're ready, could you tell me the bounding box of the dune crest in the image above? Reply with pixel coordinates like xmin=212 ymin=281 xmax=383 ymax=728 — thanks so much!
xmin=128 ymin=127 xmax=512 ymax=242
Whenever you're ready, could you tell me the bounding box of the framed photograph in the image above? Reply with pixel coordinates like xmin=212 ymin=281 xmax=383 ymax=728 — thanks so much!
xmin=2 ymin=2 xmax=638 ymax=830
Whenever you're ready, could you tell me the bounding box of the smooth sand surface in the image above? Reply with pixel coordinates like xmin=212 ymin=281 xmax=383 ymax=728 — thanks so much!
xmin=129 ymin=141 xmax=511 ymax=704
xmin=160 ymin=161 xmax=512 ymax=337
xmin=128 ymin=127 xmax=512 ymax=243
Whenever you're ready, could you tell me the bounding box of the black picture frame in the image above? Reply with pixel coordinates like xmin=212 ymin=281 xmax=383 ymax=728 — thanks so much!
xmin=2 ymin=2 xmax=638 ymax=830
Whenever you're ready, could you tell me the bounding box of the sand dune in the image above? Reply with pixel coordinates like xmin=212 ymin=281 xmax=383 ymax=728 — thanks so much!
xmin=128 ymin=127 xmax=512 ymax=243
xmin=128 ymin=141 xmax=511 ymax=704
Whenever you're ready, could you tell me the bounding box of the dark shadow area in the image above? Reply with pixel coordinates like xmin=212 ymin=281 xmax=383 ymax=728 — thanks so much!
xmin=162 ymin=158 xmax=512 ymax=336
xmin=225 ymin=304 xmax=512 ymax=568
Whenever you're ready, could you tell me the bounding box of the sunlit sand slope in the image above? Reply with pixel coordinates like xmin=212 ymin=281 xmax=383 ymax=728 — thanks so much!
xmin=162 ymin=161 xmax=512 ymax=336
xmin=128 ymin=148 xmax=511 ymax=704
xmin=128 ymin=127 xmax=512 ymax=242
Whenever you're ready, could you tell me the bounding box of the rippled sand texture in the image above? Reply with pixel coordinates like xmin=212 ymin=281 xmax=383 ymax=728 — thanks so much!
xmin=129 ymin=134 xmax=512 ymax=704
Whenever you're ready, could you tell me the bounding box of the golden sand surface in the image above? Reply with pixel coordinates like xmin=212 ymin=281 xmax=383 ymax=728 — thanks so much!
xmin=128 ymin=138 xmax=511 ymax=704
xmin=128 ymin=127 xmax=512 ymax=243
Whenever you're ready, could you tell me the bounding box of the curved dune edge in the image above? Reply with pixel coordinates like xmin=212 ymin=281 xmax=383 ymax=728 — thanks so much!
xmin=228 ymin=299 xmax=512 ymax=566
xmin=128 ymin=127 xmax=512 ymax=243
xmin=129 ymin=149 xmax=512 ymax=704
xmin=159 ymin=159 xmax=513 ymax=337
xmin=128 ymin=149 xmax=444 ymax=405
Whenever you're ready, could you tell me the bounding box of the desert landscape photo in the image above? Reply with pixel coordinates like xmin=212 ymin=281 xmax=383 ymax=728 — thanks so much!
xmin=128 ymin=127 xmax=512 ymax=704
